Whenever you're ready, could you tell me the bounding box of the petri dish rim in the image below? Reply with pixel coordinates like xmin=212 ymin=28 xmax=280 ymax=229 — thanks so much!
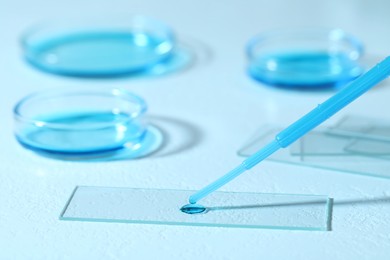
xmin=20 ymin=15 xmax=176 ymax=47
xmin=246 ymin=28 xmax=364 ymax=60
xmin=13 ymin=88 xmax=147 ymax=130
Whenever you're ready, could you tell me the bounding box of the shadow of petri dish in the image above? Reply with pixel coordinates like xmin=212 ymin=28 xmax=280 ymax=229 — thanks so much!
xmin=65 ymin=115 xmax=204 ymax=161
xmin=146 ymin=115 xmax=204 ymax=158
xmin=176 ymin=35 xmax=214 ymax=70
xmin=122 ymin=35 xmax=213 ymax=79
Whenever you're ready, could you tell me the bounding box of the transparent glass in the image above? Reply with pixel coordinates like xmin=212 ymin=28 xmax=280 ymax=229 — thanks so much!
xmin=246 ymin=28 xmax=364 ymax=89
xmin=14 ymin=88 xmax=161 ymax=160
xmin=60 ymin=186 xmax=332 ymax=231
xmin=238 ymin=125 xmax=390 ymax=179
xmin=289 ymin=116 xmax=390 ymax=157
xmin=290 ymin=131 xmax=355 ymax=156
xmin=329 ymin=115 xmax=390 ymax=142
xmin=345 ymin=139 xmax=390 ymax=156
xmin=21 ymin=15 xmax=176 ymax=77
xmin=290 ymin=131 xmax=390 ymax=157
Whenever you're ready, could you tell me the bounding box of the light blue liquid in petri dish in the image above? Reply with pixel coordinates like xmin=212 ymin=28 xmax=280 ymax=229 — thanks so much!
xmin=26 ymin=31 xmax=173 ymax=77
xmin=249 ymin=51 xmax=363 ymax=88
xmin=16 ymin=111 xmax=145 ymax=156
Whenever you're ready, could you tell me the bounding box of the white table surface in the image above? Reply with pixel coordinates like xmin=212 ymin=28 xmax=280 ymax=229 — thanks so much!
xmin=1 ymin=0 xmax=390 ymax=259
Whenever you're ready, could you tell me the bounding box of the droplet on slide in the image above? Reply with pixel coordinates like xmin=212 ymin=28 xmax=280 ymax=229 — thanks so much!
xmin=180 ymin=204 xmax=207 ymax=214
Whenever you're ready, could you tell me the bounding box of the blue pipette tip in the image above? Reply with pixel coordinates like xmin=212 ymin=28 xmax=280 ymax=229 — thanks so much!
xmin=180 ymin=204 xmax=207 ymax=214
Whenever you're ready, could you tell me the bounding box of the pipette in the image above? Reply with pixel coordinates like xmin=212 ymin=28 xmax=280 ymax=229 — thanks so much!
xmin=188 ymin=56 xmax=390 ymax=206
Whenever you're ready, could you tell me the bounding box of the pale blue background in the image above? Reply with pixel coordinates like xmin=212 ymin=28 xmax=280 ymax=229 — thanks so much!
xmin=1 ymin=0 xmax=390 ymax=259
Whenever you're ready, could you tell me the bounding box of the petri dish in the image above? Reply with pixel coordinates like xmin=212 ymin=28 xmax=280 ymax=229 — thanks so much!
xmin=13 ymin=88 xmax=161 ymax=160
xmin=21 ymin=16 xmax=176 ymax=77
xmin=246 ymin=29 xmax=364 ymax=89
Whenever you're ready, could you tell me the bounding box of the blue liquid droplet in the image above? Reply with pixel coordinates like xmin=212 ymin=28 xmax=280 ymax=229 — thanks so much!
xmin=180 ymin=204 xmax=207 ymax=214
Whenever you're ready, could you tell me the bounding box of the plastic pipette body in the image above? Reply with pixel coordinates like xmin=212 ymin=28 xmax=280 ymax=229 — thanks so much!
xmin=189 ymin=56 xmax=390 ymax=204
